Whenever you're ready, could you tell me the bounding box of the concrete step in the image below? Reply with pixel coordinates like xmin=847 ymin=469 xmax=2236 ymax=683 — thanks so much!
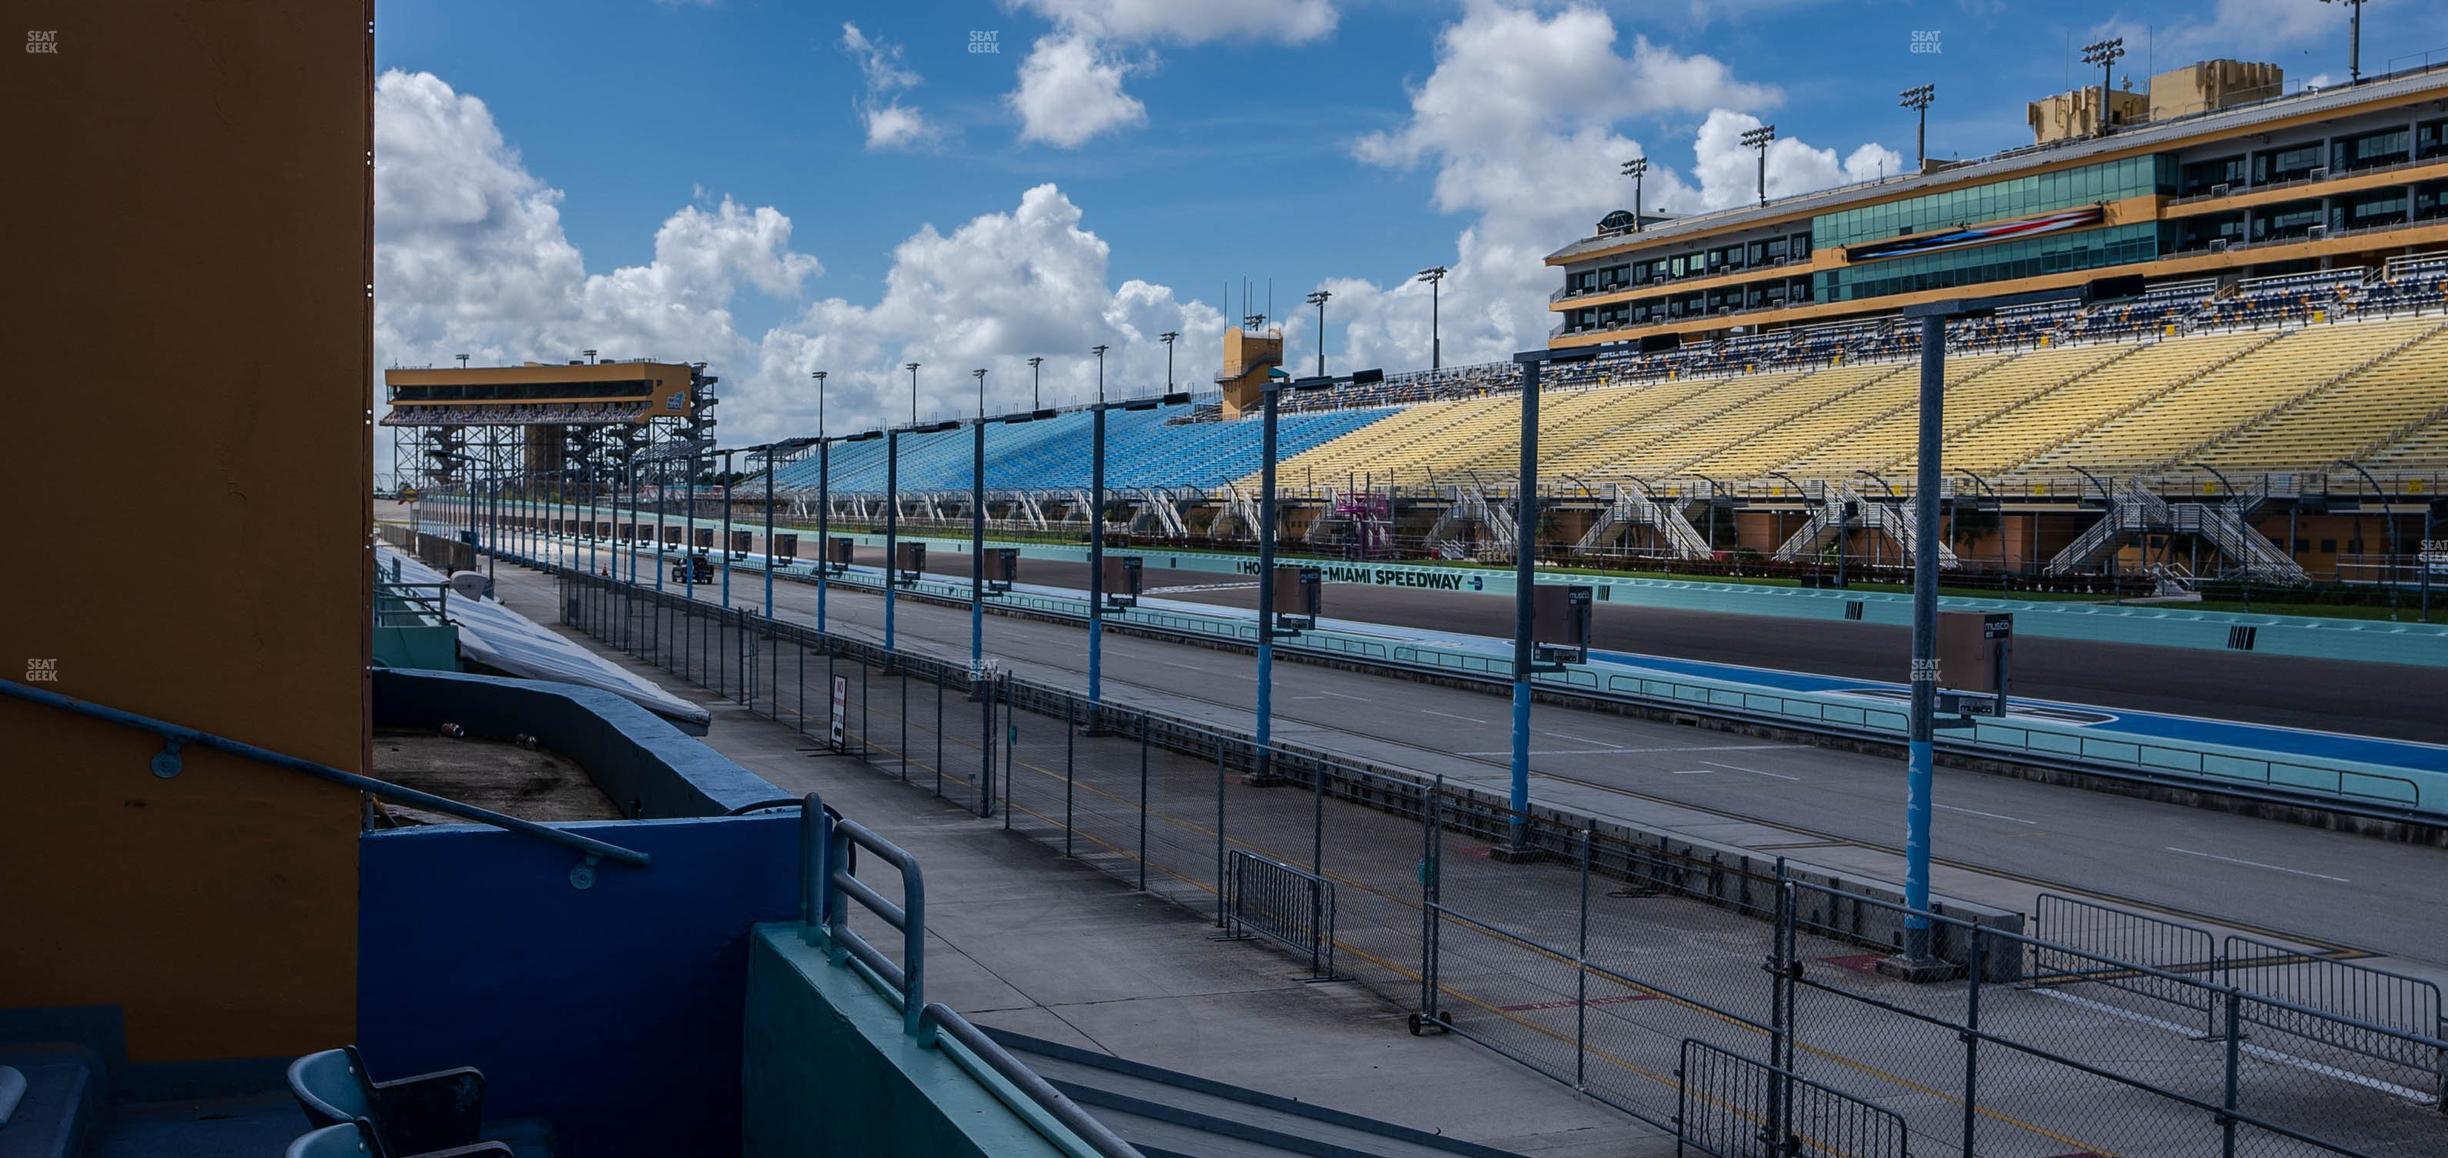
xmin=986 ymin=1028 xmax=1517 ymax=1158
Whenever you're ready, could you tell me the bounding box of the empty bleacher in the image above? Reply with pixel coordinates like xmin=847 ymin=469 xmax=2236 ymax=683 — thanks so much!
xmin=764 ymin=289 xmax=2448 ymax=499
xmin=2195 ymin=322 xmax=2448 ymax=468
xmin=1938 ymin=330 xmax=2273 ymax=474
xmin=2025 ymin=317 xmax=2440 ymax=472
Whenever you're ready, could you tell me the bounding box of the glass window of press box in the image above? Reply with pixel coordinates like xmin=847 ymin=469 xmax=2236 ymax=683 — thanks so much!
xmin=1818 ymin=222 xmax=2159 ymax=302
xmin=1812 ymin=155 xmax=2172 ymax=250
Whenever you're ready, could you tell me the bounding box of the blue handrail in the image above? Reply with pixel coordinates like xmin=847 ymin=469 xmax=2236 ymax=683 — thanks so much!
xmin=1 ymin=679 xmax=651 ymax=869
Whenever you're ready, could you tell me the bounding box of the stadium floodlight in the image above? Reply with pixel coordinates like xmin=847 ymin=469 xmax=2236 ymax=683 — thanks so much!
xmin=455 ymin=353 xmax=470 ymax=369
xmin=2320 ymin=0 xmax=2366 ymax=84
xmin=1243 ymin=313 xmax=1267 ymax=331
xmin=1898 ymin=84 xmax=1935 ymax=171
xmin=1619 ymin=157 xmax=1649 ymax=232
xmin=1091 ymin=344 xmax=1109 ymax=404
xmin=583 ymin=348 xmax=598 ymax=363
xmin=1739 ymin=125 xmax=1776 ymax=206
xmin=1417 ymin=267 xmax=1448 ymax=370
xmin=2082 ymin=38 xmax=2126 ymax=136
xmin=1305 ymin=290 xmax=1332 ymax=377
xmin=1027 ymin=356 xmax=1044 ymax=408
xmin=810 ymin=370 xmax=828 ymax=438
xmin=1160 ymin=331 xmax=1179 ymax=389
xmin=905 ymin=362 xmax=921 ymax=425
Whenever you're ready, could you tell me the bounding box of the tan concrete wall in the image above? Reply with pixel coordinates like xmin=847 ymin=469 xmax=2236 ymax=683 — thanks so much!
xmin=0 ymin=0 xmax=371 ymax=1062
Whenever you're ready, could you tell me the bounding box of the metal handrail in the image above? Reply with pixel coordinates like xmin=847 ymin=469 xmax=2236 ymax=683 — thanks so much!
xmin=798 ymin=791 xmax=1141 ymax=1158
xmin=0 ymin=679 xmax=652 ymax=868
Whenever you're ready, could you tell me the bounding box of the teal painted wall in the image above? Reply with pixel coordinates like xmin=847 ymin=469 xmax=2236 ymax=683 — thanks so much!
xmin=743 ymin=926 xmax=1064 ymax=1158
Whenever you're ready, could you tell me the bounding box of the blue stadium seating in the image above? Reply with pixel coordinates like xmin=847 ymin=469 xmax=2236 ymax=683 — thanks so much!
xmin=768 ymin=401 xmax=1398 ymax=494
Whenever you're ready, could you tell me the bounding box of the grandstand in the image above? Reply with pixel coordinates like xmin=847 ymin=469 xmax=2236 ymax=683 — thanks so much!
xmin=732 ymin=54 xmax=2448 ymax=586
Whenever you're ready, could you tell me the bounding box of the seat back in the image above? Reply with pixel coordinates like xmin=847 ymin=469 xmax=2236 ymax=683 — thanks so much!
xmin=286 ymin=1121 xmax=375 ymax=1158
xmin=288 ymin=1048 xmax=373 ymax=1124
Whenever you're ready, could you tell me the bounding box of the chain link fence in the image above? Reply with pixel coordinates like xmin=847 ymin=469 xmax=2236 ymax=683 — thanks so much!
xmin=548 ymin=564 xmax=2448 ymax=1157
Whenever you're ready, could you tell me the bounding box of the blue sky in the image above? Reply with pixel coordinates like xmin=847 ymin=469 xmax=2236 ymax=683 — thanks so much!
xmin=369 ymin=0 xmax=2445 ymax=464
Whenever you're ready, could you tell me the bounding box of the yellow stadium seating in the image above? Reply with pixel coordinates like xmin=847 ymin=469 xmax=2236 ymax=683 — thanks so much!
xmin=2025 ymin=318 xmax=2439 ymax=473
xmin=2195 ymin=323 xmax=2448 ymax=469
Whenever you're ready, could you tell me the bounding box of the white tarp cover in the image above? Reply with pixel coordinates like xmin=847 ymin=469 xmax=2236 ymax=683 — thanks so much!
xmin=380 ymin=547 xmax=712 ymax=729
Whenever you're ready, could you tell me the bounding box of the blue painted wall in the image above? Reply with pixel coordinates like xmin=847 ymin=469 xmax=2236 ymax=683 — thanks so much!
xmin=357 ymin=816 xmax=799 ymax=1157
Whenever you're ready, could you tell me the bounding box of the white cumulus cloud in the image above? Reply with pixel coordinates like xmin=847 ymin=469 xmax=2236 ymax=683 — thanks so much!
xmin=842 ymin=21 xmax=940 ymax=151
xmin=1321 ymin=1 xmax=1897 ymax=375
xmin=372 ymin=68 xmax=1222 ymax=478
xmin=1004 ymin=0 xmax=1337 ymax=45
xmin=1008 ymin=35 xmax=1148 ymax=148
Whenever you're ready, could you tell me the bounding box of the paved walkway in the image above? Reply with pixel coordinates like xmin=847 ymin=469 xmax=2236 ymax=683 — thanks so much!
xmin=489 ymin=564 xmax=1669 ymax=1156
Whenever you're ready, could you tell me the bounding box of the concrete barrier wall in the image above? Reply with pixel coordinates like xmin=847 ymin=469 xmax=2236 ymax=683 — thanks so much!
xmin=358 ymin=816 xmax=799 ymax=1158
xmin=743 ymin=927 xmax=1065 ymax=1158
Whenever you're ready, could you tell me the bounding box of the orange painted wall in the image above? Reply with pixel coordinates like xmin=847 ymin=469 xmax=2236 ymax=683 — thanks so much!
xmin=0 ymin=0 xmax=371 ymax=1061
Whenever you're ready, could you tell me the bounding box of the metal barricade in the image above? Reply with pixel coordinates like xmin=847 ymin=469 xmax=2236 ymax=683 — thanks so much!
xmin=1675 ymin=1039 xmax=1909 ymax=1158
xmin=1224 ymin=849 xmax=1337 ymax=980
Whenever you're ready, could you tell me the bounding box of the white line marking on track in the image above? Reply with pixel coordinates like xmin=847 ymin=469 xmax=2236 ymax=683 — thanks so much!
xmin=1701 ymin=760 xmax=1800 ymax=782
xmin=1313 ymin=690 xmax=1372 ymax=702
xmin=1458 ymin=743 xmax=1794 ymax=757
xmin=1537 ymin=731 xmax=1623 ymax=747
xmin=2164 ymin=847 xmax=2349 ymax=883
xmin=1417 ymin=709 xmax=1489 ymax=723
xmin=1936 ymin=803 xmax=2036 ymax=824
xmin=1668 ymin=769 xmax=1714 ymax=775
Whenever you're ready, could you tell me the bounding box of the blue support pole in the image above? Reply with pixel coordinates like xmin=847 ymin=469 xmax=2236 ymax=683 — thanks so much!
xmin=1087 ymin=407 xmax=1106 ymax=706
xmin=816 ymin=441 xmax=830 ymax=633
xmin=1903 ymin=312 xmax=1947 ymax=963
xmin=721 ymin=448 xmax=735 ymax=609
xmin=1255 ymin=386 xmax=1280 ymax=778
xmin=763 ymin=446 xmax=776 ymax=616
xmin=1509 ymin=356 xmax=1542 ymax=850
xmin=884 ymin=429 xmax=899 ymax=650
xmin=972 ymin=420 xmax=986 ymax=672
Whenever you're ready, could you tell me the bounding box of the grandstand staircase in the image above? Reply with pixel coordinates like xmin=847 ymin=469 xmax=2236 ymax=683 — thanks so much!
xmin=1771 ymin=483 xmax=1959 ymax=568
xmin=1134 ymin=488 xmax=1189 ymax=538
xmin=1008 ymin=490 xmax=1050 ymax=531
xmin=1426 ymin=483 xmax=1516 ymax=561
xmin=1572 ymin=483 xmax=1711 ymax=559
xmin=2043 ymin=478 xmax=2300 ymax=583
xmin=1208 ymin=485 xmax=1263 ymax=542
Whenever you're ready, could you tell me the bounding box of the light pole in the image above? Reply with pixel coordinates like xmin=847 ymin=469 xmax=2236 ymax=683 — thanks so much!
xmin=1741 ymin=125 xmax=1777 ymax=207
xmin=972 ymin=368 xmax=988 ymax=672
xmin=1899 ymin=84 xmax=1934 ymax=172
xmin=1160 ymin=331 xmax=1179 ymax=390
xmin=906 ymin=362 xmax=921 ymax=424
xmin=1306 ymin=290 xmax=1332 ymax=378
xmin=1027 ymin=356 xmax=1044 ymax=409
xmin=1498 ymin=347 xmax=1594 ymax=850
xmin=1892 ymin=279 xmax=2131 ymax=973
xmin=2321 ymin=0 xmax=2365 ymax=84
xmin=1086 ymin=343 xmax=1112 ymax=708
xmin=1620 ymin=158 xmax=1648 ymax=232
xmin=2083 ymin=37 xmax=2126 ymax=137
xmin=720 ymin=447 xmax=737 ymax=608
xmin=1417 ymin=267 xmax=1448 ymax=370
